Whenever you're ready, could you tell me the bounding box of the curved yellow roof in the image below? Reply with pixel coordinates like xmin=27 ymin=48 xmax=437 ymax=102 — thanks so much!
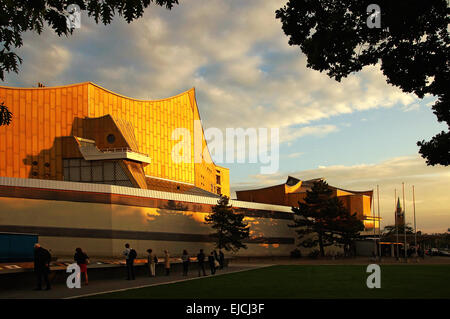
xmin=0 ymin=81 xmax=195 ymax=103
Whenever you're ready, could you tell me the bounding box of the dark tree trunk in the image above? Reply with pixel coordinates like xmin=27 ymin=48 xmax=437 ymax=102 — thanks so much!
xmin=318 ymin=232 xmax=325 ymax=257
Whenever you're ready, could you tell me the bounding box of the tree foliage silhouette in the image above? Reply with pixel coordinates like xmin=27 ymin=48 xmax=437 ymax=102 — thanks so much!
xmin=0 ymin=102 xmax=13 ymax=126
xmin=0 ymin=1 xmax=179 ymax=125
xmin=205 ymin=196 xmax=250 ymax=252
xmin=276 ymin=0 xmax=449 ymax=165
xmin=0 ymin=0 xmax=179 ymax=81
xmin=290 ymin=180 xmax=364 ymax=256
xmin=382 ymin=224 xmax=415 ymax=237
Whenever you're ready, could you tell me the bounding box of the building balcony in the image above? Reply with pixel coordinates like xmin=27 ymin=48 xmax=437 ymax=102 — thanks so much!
xmin=76 ymin=138 xmax=152 ymax=164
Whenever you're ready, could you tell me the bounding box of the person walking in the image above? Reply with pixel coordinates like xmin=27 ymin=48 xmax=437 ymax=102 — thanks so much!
xmin=208 ymin=251 xmax=216 ymax=275
xmin=219 ymin=250 xmax=225 ymax=269
xmin=181 ymin=249 xmax=190 ymax=276
xmin=74 ymin=248 xmax=89 ymax=285
xmin=213 ymin=250 xmax=220 ymax=270
xmin=147 ymin=249 xmax=156 ymax=277
xmin=33 ymin=243 xmax=52 ymax=290
xmin=164 ymin=250 xmax=170 ymax=276
xmin=197 ymin=249 xmax=206 ymax=276
xmin=123 ymin=243 xmax=136 ymax=280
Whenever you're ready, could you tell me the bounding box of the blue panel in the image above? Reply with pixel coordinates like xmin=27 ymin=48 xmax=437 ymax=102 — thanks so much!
xmin=0 ymin=233 xmax=38 ymax=262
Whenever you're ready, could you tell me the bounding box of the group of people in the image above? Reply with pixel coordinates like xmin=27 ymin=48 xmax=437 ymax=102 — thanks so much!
xmin=195 ymin=249 xmax=225 ymax=276
xmin=32 ymin=243 xmax=226 ymax=290
xmin=33 ymin=244 xmax=90 ymax=290
xmin=184 ymin=248 xmax=225 ymax=277
xmin=123 ymin=244 xmax=226 ymax=280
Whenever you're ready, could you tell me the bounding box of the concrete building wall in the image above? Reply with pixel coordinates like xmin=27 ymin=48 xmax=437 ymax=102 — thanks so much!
xmin=0 ymin=178 xmax=296 ymax=258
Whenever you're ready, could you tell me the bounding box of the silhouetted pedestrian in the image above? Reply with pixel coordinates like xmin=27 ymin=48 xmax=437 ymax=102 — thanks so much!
xmin=219 ymin=250 xmax=225 ymax=269
xmin=147 ymin=249 xmax=156 ymax=277
xmin=208 ymin=252 xmax=216 ymax=275
xmin=123 ymin=243 xmax=136 ymax=280
xmin=33 ymin=243 xmax=51 ymax=290
xmin=181 ymin=250 xmax=190 ymax=276
xmin=74 ymin=247 xmax=89 ymax=285
xmin=197 ymin=249 xmax=206 ymax=276
xmin=164 ymin=250 xmax=170 ymax=276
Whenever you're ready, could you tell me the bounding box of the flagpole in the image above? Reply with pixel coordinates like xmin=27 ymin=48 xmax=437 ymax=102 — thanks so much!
xmin=372 ymin=188 xmax=376 ymax=259
xmin=402 ymin=182 xmax=407 ymax=261
xmin=395 ymin=188 xmax=399 ymax=260
xmin=377 ymin=185 xmax=381 ymax=234
xmin=413 ymin=185 xmax=417 ymax=258
xmin=377 ymin=184 xmax=381 ymax=259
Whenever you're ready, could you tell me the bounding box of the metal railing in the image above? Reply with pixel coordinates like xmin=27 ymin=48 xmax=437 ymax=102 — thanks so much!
xmin=99 ymin=147 xmax=149 ymax=157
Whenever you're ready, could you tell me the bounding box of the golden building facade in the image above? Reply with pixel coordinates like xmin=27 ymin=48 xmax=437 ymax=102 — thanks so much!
xmin=0 ymin=82 xmax=229 ymax=196
xmin=236 ymin=176 xmax=378 ymax=230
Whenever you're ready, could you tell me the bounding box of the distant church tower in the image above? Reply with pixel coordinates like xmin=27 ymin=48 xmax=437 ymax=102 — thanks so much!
xmin=395 ymin=197 xmax=405 ymax=226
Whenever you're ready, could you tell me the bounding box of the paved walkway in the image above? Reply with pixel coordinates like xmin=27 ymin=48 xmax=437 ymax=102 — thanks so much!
xmin=231 ymin=256 xmax=450 ymax=265
xmin=0 ymin=264 xmax=269 ymax=299
xmin=2 ymin=256 xmax=448 ymax=299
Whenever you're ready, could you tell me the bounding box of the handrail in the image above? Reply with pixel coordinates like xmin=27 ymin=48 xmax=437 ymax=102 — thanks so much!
xmin=98 ymin=147 xmax=149 ymax=157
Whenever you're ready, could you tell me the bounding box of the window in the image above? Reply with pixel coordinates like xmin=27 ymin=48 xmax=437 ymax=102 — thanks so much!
xmin=63 ymin=159 xmax=134 ymax=187
xmin=217 ymin=187 xmax=221 ymax=195
xmin=107 ymin=134 xmax=116 ymax=144
xmin=216 ymin=175 xmax=221 ymax=185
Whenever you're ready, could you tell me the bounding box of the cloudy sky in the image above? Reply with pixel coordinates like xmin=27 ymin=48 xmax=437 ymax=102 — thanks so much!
xmin=3 ymin=0 xmax=449 ymax=233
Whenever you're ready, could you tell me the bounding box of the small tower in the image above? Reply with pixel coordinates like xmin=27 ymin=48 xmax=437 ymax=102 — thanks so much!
xmin=395 ymin=197 xmax=405 ymax=226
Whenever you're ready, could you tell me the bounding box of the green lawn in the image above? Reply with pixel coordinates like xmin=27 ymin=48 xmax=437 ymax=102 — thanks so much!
xmin=88 ymin=265 xmax=450 ymax=299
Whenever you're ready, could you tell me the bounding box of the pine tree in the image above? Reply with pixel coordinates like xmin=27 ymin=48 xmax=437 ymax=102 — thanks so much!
xmin=329 ymin=199 xmax=365 ymax=256
xmin=290 ymin=180 xmax=364 ymax=257
xmin=205 ymin=196 xmax=250 ymax=252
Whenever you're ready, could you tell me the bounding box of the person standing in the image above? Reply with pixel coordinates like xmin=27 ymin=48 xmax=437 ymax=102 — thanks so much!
xmin=418 ymin=245 xmax=424 ymax=259
xmin=208 ymin=251 xmax=216 ymax=275
xmin=213 ymin=250 xmax=220 ymax=270
xmin=181 ymin=250 xmax=190 ymax=276
xmin=123 ymin=243 xmax=136 ymax=280
xmin=164 ymin=250 xmax=170 ymax=276
xmin=147 ymin=249 xmax=156 ymax=277
xmin=219 ymin=250 xmax=225 ymax=269
xmin=74 ymin=248 xmax=89 ymax=285
xmin=33 ymin=243 xmax=51 ymax=290
xmin=197 ymin=249 xmax=206 ymax=276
